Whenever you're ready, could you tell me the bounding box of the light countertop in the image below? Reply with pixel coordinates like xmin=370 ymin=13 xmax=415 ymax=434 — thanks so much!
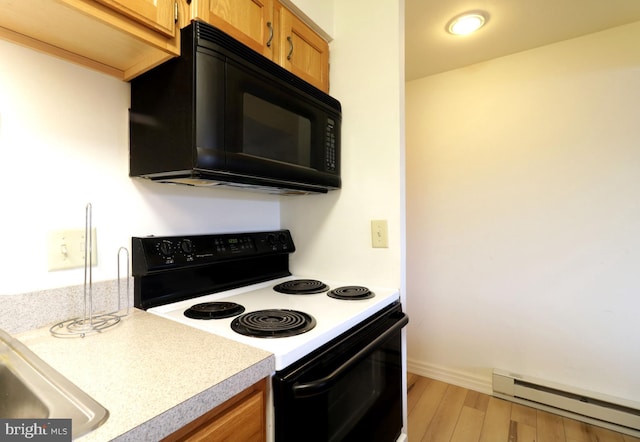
xmin=16 ymin=309 xmax=275 ymax=441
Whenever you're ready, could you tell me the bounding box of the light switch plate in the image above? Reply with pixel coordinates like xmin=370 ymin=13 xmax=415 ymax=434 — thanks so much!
xmin=371 ymin=220 xmax=388 ymax=248
xmin=47 ymin=228 xmax=97 ymax=271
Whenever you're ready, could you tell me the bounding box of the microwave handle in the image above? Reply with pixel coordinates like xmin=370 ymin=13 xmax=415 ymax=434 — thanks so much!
xmin=291 ymin=313 xmax=408 ymax=398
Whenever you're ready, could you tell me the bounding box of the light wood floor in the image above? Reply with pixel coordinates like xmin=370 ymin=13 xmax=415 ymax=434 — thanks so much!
xmin=407 ymin=373 xmax=640 ymax=442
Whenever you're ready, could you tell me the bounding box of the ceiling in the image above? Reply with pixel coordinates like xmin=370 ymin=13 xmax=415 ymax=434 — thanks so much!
xmin=405 ymin=0 xmax=640 ymax=81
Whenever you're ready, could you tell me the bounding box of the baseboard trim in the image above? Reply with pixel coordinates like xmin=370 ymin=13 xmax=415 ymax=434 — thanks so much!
xmin=407 ymin=359 xmax=492 ymax=395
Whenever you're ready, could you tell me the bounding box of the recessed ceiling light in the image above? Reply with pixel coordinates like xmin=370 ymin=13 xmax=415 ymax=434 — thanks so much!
xmin=447 ymin=11 xmax=488 ymax=36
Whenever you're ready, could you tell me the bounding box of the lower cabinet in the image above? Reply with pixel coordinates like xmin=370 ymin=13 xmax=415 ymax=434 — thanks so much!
xmin=162 ymin=378 xmax=267 ymax=442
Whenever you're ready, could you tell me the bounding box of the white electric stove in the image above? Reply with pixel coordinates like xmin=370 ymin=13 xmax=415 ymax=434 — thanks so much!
xmin=147 ymin=275 xmax=400 ymax=370
xmin=132 ymin=230 xmax=407 ymax=442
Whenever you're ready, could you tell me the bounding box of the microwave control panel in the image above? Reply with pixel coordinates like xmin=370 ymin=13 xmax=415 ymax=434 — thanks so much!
xmin=325 ymin=118 xmax=337 ymax=171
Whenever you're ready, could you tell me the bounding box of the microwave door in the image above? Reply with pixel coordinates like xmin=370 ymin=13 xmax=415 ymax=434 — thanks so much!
xmin=224 ymin=62 xmax=327 ymax=180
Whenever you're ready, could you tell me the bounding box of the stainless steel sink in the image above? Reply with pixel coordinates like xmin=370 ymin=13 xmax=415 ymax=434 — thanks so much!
xmin=0 ymin=328 xmax=109 ymax=438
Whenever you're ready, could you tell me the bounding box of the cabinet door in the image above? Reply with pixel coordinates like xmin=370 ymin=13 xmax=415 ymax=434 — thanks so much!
xmin=277 ymin=5 xmax=329 ymax=92
xmin=0 ymin=0 xmax=179 ymax=80
xmin=93 ymin=0 xmax=176 ymax=37
xmin=184 ymin=391 xmax=264 ymax=441
xmin=162 ymin=379 xmax=266 ymax=442
xmin=192 ymin=0 xmax=275 ymax=58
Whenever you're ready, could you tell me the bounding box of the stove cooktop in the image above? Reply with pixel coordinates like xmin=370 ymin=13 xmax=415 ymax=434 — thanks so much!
xmin=133 ymin=230 xmax=401 ymax=371
xmin=147 ymin=276 xmax=400 ymax=370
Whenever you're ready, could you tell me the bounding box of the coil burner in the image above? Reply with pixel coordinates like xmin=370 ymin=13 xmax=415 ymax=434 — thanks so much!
xmin=273 ymin=279 xmax=328 ymax=294
xmin=327 ymin=286 xmax=375 ymax=300
xmin=184 ymin=302 xmax=246 ymax=320
xmin=231 ymin=309 xmax=316 ymax=338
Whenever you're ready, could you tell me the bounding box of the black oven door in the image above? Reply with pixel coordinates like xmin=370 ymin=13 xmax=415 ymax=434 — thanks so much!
xmin=273 ymin=302 xmax=408 ymax=442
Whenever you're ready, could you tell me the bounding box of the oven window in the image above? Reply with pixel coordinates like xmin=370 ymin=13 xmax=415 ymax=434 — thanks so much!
xmin=327 ymin=349 xmax=399 ymax=441
xmin=242 ymin=93 xmax=311 ymax=166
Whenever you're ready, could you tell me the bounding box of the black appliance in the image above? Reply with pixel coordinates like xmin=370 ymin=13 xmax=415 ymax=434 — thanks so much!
xmin=273 ymin=301 xmax=407 ymax=442
xmin=131 ymin=229 xmax=408 ymax=441
xmin=129 ymin=21 xmax=342 ymax=195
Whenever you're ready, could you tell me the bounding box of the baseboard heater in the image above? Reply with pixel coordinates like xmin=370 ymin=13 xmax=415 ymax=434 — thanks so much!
xmin=492 ymin=369 xmax=640 ymax=437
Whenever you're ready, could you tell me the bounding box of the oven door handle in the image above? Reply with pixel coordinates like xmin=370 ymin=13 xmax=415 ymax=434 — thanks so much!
xmin=292 ymin=313 xmax=408 ymax=398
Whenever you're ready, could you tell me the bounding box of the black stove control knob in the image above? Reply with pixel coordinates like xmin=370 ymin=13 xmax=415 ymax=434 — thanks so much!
xmin=158 ymin=240 xmax=173 ymax=257
xmin=180 ymin=239 xmax=194 ymax=254
xmin=264 ymin=232 xmax=291 ymax=251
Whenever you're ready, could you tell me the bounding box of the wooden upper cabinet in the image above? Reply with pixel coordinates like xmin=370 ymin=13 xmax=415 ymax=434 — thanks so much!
xmin=189 ymin=0 xmax=275 ymax=58
xmin=277 ymin=3 xmax=329 ymax=92
xmin=0 ymin=0 xmax=179 ymax=81
xmin=187 ymin=0 xmax=329 ymax=92
xmin=93 ymin=0 xmax=176 ymax=37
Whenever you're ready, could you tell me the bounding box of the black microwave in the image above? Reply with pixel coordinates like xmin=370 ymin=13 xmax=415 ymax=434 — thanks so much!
xmin=129 ymin=20 xmax=341 ymax=195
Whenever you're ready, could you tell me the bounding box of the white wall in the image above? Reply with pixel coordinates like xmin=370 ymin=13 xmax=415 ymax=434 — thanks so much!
xmin=0 ymin=39 xmax=280 ymax=296
xmin=282 ymin=0 xmax=405 ymax=291
xmin=283 ymin=0 xmax=334 ymax=39
xmin=406 ymin=22 xmax=640 ymax=402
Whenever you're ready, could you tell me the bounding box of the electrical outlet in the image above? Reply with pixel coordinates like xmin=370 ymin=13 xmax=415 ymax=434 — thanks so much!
xmin=371 ymin=220 xmax=388 ymax=248
xmin=47 ymin=228 xmax=97 ymax=271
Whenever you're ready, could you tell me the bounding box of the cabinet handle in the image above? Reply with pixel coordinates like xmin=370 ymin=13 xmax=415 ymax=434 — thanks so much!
xmin=287 ymin=36 xmax=294 ymax=60
xmin=266 ymin=21 xmax=274 ymax=47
